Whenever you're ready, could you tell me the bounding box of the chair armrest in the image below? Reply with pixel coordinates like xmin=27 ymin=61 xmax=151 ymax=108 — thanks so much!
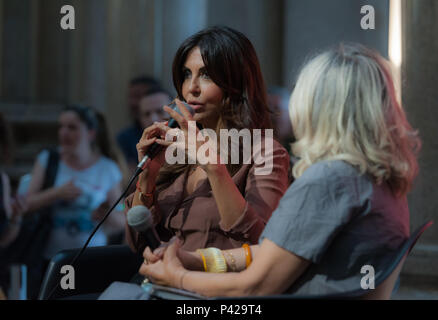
xmin=38 ymin=245 xmax=143 ymax=300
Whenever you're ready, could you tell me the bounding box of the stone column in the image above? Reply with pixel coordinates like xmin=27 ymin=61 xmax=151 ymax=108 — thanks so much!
xmin=68 ymin=0 xmax=158 ymax=138
xmin=206 ymin=0 xmax=284 ymax=86
xmin=159 ymin=0 xmax=208 ymax=93
xmin=67 ymin=0 xmax=107 ymax=112
xmin=1 ymin=0 xmax=33 ymax=101
xmin=401 ymin=0 xmax=438 ymax=279
xmin=35 ymin=0 xmax=71 ymax=103
xmin=105 ymin=0 xmax=157 ymax=138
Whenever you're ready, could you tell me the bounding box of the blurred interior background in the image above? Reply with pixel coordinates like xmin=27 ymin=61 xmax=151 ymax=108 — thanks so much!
xmin=0 ymin=0 xmax=437 ymax=298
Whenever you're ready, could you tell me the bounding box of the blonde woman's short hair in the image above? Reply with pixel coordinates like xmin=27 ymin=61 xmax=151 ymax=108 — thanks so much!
xmin=289 ymin=43 xmax=421 ymax=196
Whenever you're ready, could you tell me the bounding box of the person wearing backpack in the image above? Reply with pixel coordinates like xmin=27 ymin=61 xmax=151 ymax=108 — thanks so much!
xmin=23 ymin=105 xmax=125 ymax=298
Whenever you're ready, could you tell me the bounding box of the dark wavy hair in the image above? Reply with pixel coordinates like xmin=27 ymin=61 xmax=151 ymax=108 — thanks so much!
xmin=156 ymin=26 xmax=272 ymax=188
xmin=172 ymin=26 xmax=272 ymax=131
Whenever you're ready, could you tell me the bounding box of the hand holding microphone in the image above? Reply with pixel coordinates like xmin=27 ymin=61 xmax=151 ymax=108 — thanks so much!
xmin=136 ymin=99 xmax=194 ymax=172
xmin=135 ymin=122 xmax=168 ymax=179
xmin=134 ymin=100 xmax=194 ymax=207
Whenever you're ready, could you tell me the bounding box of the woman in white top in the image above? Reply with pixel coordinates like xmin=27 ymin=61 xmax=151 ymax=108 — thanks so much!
xmin=26 ymin=105 xmax=125 ymax=260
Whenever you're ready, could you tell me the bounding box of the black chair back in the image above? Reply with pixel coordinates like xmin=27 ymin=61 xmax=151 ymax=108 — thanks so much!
xmin=38 ymin=245 xmax=142 ymax=300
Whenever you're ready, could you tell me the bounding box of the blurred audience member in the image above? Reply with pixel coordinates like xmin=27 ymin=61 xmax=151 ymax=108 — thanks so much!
xmin=268 ymin=86 xmax=295 ymax=182
xmin=24 ymin=105 xmax=125 ymax=296
xmin=117 ymin=76 xmax=162 ymax=169
xmin=94 ymin=110 xmax=130 ymax=243
xmin=268 ymin=85 xmax=294 ymax=153
xmin=138 ymin=87 xmax=172 ymax=130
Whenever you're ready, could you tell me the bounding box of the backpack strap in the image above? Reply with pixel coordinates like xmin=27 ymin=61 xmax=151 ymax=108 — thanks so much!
xmin=42 ymin=149 xmax=59 ymax=190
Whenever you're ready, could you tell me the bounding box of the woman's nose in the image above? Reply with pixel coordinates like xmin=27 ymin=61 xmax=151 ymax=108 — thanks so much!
xmin=188 ymin=77 xmax=201 ymax=96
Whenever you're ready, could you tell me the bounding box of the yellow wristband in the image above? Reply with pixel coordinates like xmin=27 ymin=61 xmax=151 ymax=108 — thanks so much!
xmin=196 ymin=248 xmax=227 ymax=273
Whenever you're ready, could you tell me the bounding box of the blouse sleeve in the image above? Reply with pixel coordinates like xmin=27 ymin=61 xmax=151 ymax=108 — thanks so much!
xmin=219 ymin=140 xmax=290 ymax=244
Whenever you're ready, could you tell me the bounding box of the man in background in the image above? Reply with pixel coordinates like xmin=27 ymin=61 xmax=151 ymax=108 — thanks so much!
xmin=116 ymin=76 xmax=161 ymax=170
xmin=138 ymin=87 xmax=172 ymax=130
xmin=268 ymin=86 xmax=294 ymax=153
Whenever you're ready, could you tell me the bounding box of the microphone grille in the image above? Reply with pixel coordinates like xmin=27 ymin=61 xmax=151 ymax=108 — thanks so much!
xmin=169 ymin=100 xmax=195 ymax=116
xmin=127 ymin=205 xmax=153 ymax=232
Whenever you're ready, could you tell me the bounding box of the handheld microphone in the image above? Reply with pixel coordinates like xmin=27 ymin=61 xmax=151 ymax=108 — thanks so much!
xmin=127 ymin=205 xmax=161 ymax=252
xmin=137 ymin=100 xmax=194 ymax=170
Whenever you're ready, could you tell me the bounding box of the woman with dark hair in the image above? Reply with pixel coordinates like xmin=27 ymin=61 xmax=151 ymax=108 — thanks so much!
xmin=26 ymin=105 xmax=125 ymax=260
xmin=126 ymin=26 xmax=289 ymax=253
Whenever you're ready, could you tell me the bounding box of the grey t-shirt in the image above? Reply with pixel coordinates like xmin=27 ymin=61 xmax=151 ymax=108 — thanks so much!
xmin=260 ymin=160 xmax=409 ymax=296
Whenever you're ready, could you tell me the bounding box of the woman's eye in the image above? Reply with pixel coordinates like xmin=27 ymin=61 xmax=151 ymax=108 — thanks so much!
xmin=200 ymin=72 xmax=210 ymax=79
xmin=183 ymin=69 xmax=191 ymax=79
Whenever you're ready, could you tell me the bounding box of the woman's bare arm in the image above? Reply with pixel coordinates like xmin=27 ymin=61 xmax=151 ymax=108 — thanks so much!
xmin=26 ymin=160 xmax=81 ymax=213
xmin=141 ymin=238 xmax=310 ymax=297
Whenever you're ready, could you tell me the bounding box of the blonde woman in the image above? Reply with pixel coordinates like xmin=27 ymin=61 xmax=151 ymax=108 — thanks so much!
xmin=140 ymin=43 xmax=421 ymax=298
